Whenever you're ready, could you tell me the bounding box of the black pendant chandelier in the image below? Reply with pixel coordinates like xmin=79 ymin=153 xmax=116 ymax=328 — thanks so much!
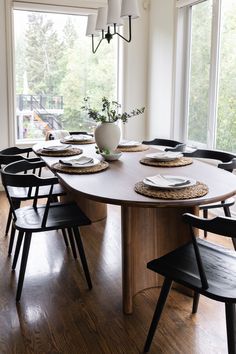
xmin=86 ymin=0 xmax=140 ymax=54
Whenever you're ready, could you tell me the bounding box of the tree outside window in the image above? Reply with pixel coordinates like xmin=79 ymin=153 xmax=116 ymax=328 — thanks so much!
xmin=14 ymin=11 xmax=117 ymax=140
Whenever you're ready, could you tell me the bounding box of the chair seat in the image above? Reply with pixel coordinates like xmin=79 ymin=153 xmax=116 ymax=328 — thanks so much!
xmin=8 ymin=183 xmax=65 ymax=200
xmin=147 ymin=239 xmax=236 ymax=303
xmin=14 ymin=202 xmax=91 ymax=232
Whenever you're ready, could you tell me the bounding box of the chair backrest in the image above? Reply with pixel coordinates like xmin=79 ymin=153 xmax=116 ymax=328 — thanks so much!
xmin=142 ymin=138 xmax=186 ymax=152
xmin=183 ymin=213 xmax=236 ymax=289
xmin=183 ymin=149 xmax=236 ymax=172
xmin=46 ymin=130 xmax=93 ymax=140
xmin=1 ymin=146 xmax=33 ymax=158
xmin=1 ymin=160 xmax=59 ymax=227
xmin=0 ymin=154 xmax=40 ymax=169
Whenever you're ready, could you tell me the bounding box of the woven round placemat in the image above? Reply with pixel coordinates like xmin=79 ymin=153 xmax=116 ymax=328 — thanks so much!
xmin=140 ymin=157 xmax=193 ymax=167
xmin=117 ymin=144 xmax=149 ymax=152
xmin=36 ymin=147 xmax=83 ymax=157
xmin=134 ymin=181 xmax=208 ymax=200
xmin=60 ymin=138 xmax=95 ymax=145
xmin=51 ymin=161 xmax=109 ymax=174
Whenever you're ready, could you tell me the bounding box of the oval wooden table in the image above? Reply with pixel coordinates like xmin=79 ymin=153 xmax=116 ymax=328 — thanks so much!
xmin=34 ymin=142 xmax=236 ymax=314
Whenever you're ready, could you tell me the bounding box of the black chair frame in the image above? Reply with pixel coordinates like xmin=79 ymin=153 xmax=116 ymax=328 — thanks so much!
xmin=1 ymin=160 xmax=92 ymax=301
xmin=142 ymin=138 xmax=186 ymax=152
xmin=0 ymin=154 xmax=66 ymax=254
xmin=144 ymin=213 xmax=236 ymax=353
xmin=183 ymin=148 xmax=236 ymax=242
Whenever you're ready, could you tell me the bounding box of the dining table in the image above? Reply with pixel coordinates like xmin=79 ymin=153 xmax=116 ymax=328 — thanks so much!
xmin=33 ymin=141 xmax=236 ymax=314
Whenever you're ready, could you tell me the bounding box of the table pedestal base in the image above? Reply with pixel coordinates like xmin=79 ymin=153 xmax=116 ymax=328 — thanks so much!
xmin=121 ymin=205 xmax=198 ymax=314
xmin=61 ymin=192 xmax=107 ymax=222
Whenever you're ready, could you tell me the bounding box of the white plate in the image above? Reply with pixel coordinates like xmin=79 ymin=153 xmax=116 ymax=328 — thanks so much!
xmin=64 ymin=134 xmax=93 ymax=141
xmin=143 ymin=175 xmax=196 ymax=190
xmin=43 ymin=144 xmax=71 ymax=152
xmin=118 ymin=140 xmax=141 ymax=147
xmin=145 ymin=152 xmax=183 ymax=162
xmin=59 ymin=156 xmax=100 ymax=168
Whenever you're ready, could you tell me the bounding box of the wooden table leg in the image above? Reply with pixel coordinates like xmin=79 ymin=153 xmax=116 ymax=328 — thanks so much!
xmin=121 ymin=205 xmax=198 ymax=314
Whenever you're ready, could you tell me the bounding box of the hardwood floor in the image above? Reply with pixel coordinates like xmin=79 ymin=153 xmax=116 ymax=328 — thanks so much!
xmin=0 ymin=191 xmax=233 ymax=354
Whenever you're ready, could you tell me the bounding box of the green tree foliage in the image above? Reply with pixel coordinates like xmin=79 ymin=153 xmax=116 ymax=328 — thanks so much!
xmin=60 ymin=20 xmax=117 ymax=132
xmin=25 ymin=13 xmax=64 ymax=94
xmin=14 ymin=11 xmax=116 ymax=135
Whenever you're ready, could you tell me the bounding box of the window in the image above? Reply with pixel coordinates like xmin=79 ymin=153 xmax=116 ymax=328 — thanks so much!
xmin=175 ymin=0 xmax=236 ymax=153
xmin=13 ymin=10 xmax=118 ymax=141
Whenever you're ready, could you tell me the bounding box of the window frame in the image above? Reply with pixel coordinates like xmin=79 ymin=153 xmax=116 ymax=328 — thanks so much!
xmin=7 ymin=1 xmax=120 ymax=145
xmin=172 ymin=0 xmax=233 ymax=150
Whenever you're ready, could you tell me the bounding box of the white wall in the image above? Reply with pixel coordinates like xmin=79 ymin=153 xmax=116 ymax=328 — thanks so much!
xmin=122 ymin=0 xmax=149 ymax=141
xmin=146 ymin=0 xmax=175 ymax=140
xmin=0 ymin=0 xmax=10 ymax=149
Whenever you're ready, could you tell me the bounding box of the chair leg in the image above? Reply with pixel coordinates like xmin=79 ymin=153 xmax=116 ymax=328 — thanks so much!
xmin=5 ymin=208 xmax=12 ymax=236
xmin=8 ymin=224 xmax=16 ymax=256
xmin=61 ymin=229 xmax=69 ymax=248
xmin=16 ymin=232 xmax=32 ymax=302
xmin=203 ymin=209 xmax=208 ymax=237
xmin=144 ymin=278 xmax=172 ymax=353
xmin=222 ymin=205 xmax=236 ymax=250
xmin=192 ymin=292 xmax=200 ymax=314
xmin=67 ymin=228 xmax=77 ymax=259
xmin=73 ymin=227 xmax=92 ymax=290
xmin=223 ymin=205 xmax=231 ymax=218
xmin=12 ymin=231 xmax=24 ymax=270
xmin=225 ymin=303 xmax=236 ymax=354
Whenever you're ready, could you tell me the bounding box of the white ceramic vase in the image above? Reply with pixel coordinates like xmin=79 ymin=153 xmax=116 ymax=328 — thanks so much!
xmin=94 ymin=122 xmax=121 ymax=152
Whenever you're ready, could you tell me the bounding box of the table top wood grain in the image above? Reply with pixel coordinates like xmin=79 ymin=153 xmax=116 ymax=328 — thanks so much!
xmin=34 ymin=142 xmax=236 ymax=208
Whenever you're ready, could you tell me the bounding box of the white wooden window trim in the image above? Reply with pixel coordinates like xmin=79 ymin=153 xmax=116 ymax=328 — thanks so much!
xmin=13 ymin=0 xmax=106 ymax=9
xmin=171 ymin=6 xmax=191 ymax=142
xmin=207 ymin=0 xmax=221 ymax=149
xmin=13 ymin=2 xmax=97 ymax=15
xmin=176 ymin=0 xmax=207 ymax=9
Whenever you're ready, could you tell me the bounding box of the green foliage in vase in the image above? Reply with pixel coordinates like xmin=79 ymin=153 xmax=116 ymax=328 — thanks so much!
xmin=82 ymin=97 xmax=145 ymax=124
xmin=95 ymin=146 xmax=110 ymax=155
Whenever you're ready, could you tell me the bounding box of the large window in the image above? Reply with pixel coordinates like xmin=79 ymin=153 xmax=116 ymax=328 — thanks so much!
xmin=14 ymin=10 xmax=118 ymax=141
xmin=177 ymin=0 xmax=236 ymax=153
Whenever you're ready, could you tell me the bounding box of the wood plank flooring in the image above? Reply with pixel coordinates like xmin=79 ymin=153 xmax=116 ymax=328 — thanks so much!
xmin=0 ymin=191 xmax=233 ymax=354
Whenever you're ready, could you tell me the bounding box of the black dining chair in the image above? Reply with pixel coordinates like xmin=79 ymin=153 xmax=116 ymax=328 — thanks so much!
xmin=0 ymin=146 xmax=34 ymax=158
xmin=144 ymin=213 xmax=236 ymax=353
xmin=48 ymin=131 xmax=93 ymax=140
xmin=1 ymin=159 xmax=92 ymax=301
xmin=183 ymin=149 xmax=236 ymax=243
xmin=0 ymin=153 xmax=66 ymax=254
xmin=142 ymin=138 xmax=186 ymax=152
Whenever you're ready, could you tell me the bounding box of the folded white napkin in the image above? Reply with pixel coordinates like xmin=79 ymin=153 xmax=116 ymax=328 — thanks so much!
xmin=119 ymin=140 xmax=140 ymax=146
xmin=145 ymin=175 xmax=189 ymax=187
xmin=146 ymin=152 xmax=183 ymax=160
xmin=43 ymin=144 xmax=71 ymax=151
xmin=59 ymin=156 xmax=94 ymax=166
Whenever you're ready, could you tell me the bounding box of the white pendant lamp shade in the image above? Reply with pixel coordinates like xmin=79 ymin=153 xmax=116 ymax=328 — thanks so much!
xmin=107 ymin=0 xmax=123 ymax=26
xmin=86 ymin=14 xmax=99 ymax=37
xmin=95 ymin=7 xmax=108 ymax=31
xmin=121 ymin=0 xmax=140 ymax=19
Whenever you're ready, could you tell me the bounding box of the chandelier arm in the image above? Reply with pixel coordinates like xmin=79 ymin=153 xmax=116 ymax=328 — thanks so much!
xmin=92 ymin=32 xmax=104 ymax=54
xmin=114 ymin=16 xmax=132 ymax=43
